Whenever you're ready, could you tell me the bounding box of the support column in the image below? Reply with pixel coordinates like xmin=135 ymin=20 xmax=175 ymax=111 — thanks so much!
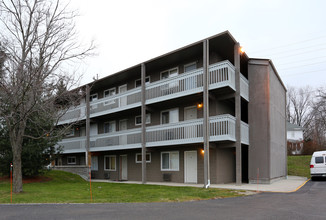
xmin=234 ymin=43 xmax=242 ymax=185
xmin=85 ymin=85 xmax=91 ymax=175
xmin=203 ymin=39 xmax=210 ymax=188
xmin=141 ymin=63 xmax=147 ymax=184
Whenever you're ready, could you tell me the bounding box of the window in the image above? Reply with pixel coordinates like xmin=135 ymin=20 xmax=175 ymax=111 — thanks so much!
xmin=135 ymin=77 xmax=150 ymax=88
xmin=90 ymin=93 xmax=98 ymax=109
xmin=103 ymin=88 xmax=116 ymax=106
xmin=67 ymin=156 xmax=76 ymax=165
xmin=160 ymin=68 xmax=178 ymax=79
xmin=104 ymin=88 xmax=116 ymax=97
xmin=104 ymin=121 xmax=116 ymax=133
xmin=90 ymin=94 xmax=98 ymax=102
xmin=135 ymin=114 xmax=151 ymax=125
xmin=65 ymin=128 xmax=75 ymax=137
xmin=135 ymin=153 xmax=151 ymax=163
xmin=161 ymin=108 xmax=179 ymax=124
xmin=315 ymin=157 xmax=324 ymax=164
xmin=91 ymin=156 xmax=98 ymax=171
xmin=184 ymin=62 xmax=197 ymax=72
xmin=161 ymin=151 xmax=179 ymax=171
xmin=104 ymin=155 xmax=116 ymax=171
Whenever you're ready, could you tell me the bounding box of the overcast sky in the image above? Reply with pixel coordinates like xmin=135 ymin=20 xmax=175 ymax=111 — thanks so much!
xmin=69 ymin=0 xmax=326 ymax=89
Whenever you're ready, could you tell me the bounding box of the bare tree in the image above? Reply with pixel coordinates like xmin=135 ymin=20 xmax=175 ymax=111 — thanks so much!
xmin=0 ymin=0 xmax=94 ymax=193
xmin=286 ymin=86 xmax=315 ymax=138
xmin=310 ymin=87 xmax=326 ymax=149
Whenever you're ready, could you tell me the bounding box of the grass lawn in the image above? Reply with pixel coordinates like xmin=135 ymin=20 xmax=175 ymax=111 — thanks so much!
xmin=287 ymin=155 xmax=311 ymax=178
xmin=0 ymin=170 xmax=244 ymax=204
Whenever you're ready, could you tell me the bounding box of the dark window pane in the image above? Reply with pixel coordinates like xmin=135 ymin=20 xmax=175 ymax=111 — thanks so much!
xmin=315 ymin=157 xmax=324 ymax=164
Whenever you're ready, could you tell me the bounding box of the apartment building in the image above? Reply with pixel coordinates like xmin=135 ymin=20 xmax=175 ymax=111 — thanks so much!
xmin=54 ymin=31 xmax=287 ymax=185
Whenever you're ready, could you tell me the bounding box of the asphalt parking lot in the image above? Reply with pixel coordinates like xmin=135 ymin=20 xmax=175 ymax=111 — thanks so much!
xmin=0 ymin=179 xmax=325 ymax=220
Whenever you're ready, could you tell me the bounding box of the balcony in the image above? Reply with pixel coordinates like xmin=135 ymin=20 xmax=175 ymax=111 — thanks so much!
xmin=58 ymin=60 xmax=249 ymax=125
xmin=58 ymin=114 xmax=249 ymax=153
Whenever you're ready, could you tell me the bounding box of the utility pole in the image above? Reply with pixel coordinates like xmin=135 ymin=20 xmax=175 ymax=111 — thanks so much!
xmin=86 ymin=85 xmax=91 ymax=178
xmin=141 ymin=63 xmax=147 ymax=184
xmin=203 ymin=39 xmax=210 ymax=188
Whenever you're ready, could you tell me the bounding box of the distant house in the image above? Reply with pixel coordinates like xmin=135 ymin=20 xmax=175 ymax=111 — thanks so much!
xmin=287 ymin=122 xmax=304 ymax=155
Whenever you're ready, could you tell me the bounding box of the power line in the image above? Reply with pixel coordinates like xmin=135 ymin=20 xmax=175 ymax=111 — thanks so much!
xmin=282 ymin=68 xmax=326 ymax=77
xmin=251 ymin=34 xmax=326 ymax=53
xmin=258 ymin=43 xmax=326 ymax=57
xmin=278 ymin=61 xmax=326 ymax=71
xmin=270 ymin=47 xmax=326 ymax=59
xmin=277 ymin=55 xmax=326 ymax=66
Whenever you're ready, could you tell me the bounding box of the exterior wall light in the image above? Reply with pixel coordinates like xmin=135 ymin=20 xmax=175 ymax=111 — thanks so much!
xmin=197 ymin=103 xmax=203 ymax=108
xmin=201 ymin=149 xmax=205 ymax=154
xmin=240 ymin=46 xmax=245 ymax=54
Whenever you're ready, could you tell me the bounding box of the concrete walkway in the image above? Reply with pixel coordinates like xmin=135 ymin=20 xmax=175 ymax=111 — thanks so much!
xmin=92 ymin=176 xmax=308 ymax=193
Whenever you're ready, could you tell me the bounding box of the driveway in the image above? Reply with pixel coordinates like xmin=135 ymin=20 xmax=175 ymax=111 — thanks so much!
xmin=0 ymin=179 xmax=325 ymax=220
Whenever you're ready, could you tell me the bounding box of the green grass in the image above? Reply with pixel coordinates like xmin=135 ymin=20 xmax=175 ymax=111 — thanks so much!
xmin=0 ymin=170 xmax=243 ymax=204
xmin=287 ymin=155 xmax=311 ymax=178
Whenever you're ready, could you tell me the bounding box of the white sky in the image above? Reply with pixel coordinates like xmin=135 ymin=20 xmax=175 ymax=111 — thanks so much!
xmin=69 ymin=0 xmax=326 ymax=89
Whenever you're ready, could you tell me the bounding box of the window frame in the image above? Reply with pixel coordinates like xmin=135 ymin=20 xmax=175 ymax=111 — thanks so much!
xmin=104 ymin=121 xmax=116 ymax=133
xmin=161 ymin=151 xmax=179 ymax=171
xmin=184 ymin=62 xmax=197 ymax=73
xmin=135 ymin=76 xmax=150 ymax=88
xmin=67 ymin=156 xmax=76 ymax=165
xmin=104 ymin=88 xmax=116 ymax=97
xmin=135 ymin=113 xmax=151 ymax=126
xmin=65 ymin=128 xmax=75 ymax=137
xmin=160 ymin=108 xmax=179 ymax=124
xmin=135 ymin=153 xmax=151 ymax=163
xmin=160 ymin=67 xmax=178 ymax=80
xmin=104 ymin=155 xmax=116 ymax=171
xmin=90 ymin=93 xmax=98 ymax=102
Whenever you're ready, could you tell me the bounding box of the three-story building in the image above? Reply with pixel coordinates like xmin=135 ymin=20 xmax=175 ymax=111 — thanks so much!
xmin=54 ymin=31 xmax=287 ymax=186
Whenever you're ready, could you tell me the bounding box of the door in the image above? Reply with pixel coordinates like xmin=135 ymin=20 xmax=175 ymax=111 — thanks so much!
xmin=91 ymin=156 xmax=98 ymax=171
xmin=120 ymin=155 xmax=128 ymax=180
xmin=119 ymin=84 xmax=127 ymax=107
xmin=184 ymin=106 xmax=197 ymax=121
xmin=184 ymin=106 xmax=197 ymax=138
xmin=184 ymin=151 xmax=197 ymax=183
xmin=119 ymin=119 xmax=128 ymax=145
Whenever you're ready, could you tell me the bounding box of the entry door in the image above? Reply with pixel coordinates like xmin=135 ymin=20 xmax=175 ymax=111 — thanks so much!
xmin=184 ymin=151 xmax=197 ymax=183
xmin=120 ymin=155 xmax=128 ymax=180
xmin=184 ymin=106 xmax=197 ymax=121
xmin=119 ymin=119 xmax=128 ymax=145
xmin=184 ymin=106 xmax=197 ymax=138
xmin=90 ymin=123 xmax=98 ymax=136
xmin=119 ymin=85 xmax=127 ymax=107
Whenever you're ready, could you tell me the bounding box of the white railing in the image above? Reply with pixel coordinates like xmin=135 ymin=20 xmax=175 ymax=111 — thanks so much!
xmin=146 ymin=118 xmax=204 ymax=147
xmin=146 ymin=68 xmax=203 ymax=104
xmin=241 ymin=122 xmax=249 ymax=145
xmin=146 ymin=114 xmax=237 ymax=147
xmin=209 ymin=115 xmax=236 ymax=142
xmin=91 ymin=128 xmax=141 ymax=151
xmin=209 ymin=61 xmax=235 ymax=90
xmin=146 ymin=60 xmax=236 ymax=105
xmin=57 ymin=106 xmax=85 ymax=125
xmin=59 ymin=115 xmax=248 ymax=152
xmin=57 ymin=137 xmax=86 ymax=153
xmin=58 ymin=60 xmax=239 ymax=124
xmin=240 ymin=74 xmax=249 ymax=101
xmin=89 ymin=88 xmax=141 ymax=117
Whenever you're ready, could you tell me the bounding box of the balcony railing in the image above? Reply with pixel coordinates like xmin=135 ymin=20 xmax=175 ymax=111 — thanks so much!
xmin=58 ymin=60 xmax=249 ymax=125
xmin=240 ymin=74 xmax=249 ymax=101
xmin=58 ymin=115 xmax=248 ymax=152
xmin=57 ymin=137 xmax=86 ymax=153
